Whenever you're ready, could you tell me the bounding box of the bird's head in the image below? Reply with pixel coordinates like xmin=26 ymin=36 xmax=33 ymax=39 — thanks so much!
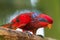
xmin=37 ymin=14 xmax=53 ymax=29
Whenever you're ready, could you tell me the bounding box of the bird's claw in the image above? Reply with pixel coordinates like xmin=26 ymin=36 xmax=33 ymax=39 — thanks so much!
xmin=24 ymin=31 xmax=32 ymax=36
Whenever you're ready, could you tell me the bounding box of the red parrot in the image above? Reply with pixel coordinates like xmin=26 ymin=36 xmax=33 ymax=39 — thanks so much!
xmin=2 ymin=12 xmax=53 ymax=34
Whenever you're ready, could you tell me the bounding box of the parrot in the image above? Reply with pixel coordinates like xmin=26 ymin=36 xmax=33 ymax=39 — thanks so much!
xmin=1 ymin=12 xmax=53 ymax=35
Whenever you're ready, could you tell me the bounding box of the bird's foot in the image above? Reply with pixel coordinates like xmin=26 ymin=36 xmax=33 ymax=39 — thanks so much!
xmin=24 ymin=31 xmax=33 ymax=36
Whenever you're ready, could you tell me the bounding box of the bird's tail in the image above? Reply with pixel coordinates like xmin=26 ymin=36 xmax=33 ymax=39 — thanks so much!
xmin=0 ymin=23 xmax=18 ymax=30
xmin=0 ymin=23 xmax=11 ymax=28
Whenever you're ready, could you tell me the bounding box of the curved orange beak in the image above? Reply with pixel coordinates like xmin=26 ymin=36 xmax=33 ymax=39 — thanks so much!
xmin=47 ymin=24 xmax=52 ymax=29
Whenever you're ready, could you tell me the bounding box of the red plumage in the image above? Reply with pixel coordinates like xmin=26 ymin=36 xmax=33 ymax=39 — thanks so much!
xmin=2 ymin=12 xmax=53 ymax=34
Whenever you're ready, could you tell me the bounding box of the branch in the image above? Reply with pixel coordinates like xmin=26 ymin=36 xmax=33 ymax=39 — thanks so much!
xmin=0 ymin=27 xmax=45 ymax=40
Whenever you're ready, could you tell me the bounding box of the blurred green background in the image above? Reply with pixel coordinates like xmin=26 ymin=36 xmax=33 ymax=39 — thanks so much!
xmin=0 ymin=0 xmax=59 ymax=40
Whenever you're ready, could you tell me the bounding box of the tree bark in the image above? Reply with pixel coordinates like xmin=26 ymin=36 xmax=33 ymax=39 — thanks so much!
xmin=0 ymin=27 xmax=45 ymax=40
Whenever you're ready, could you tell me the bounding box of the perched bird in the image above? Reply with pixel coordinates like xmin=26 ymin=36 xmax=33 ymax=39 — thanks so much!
xmin=2 ymin=12 xmax=53 ymax=34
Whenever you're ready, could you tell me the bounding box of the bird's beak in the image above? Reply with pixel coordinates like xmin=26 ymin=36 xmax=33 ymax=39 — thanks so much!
xmin=47 ymin=24 xmax=52 ymax=29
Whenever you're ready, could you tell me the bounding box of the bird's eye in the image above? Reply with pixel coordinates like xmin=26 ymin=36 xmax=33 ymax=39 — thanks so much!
xmin=16 ymin=17 xmax=20 ymax=22
xmin=16 ymin=19 xmax=20 ymax=22
xmin=38 ymin=18 xmax=47 ymax=22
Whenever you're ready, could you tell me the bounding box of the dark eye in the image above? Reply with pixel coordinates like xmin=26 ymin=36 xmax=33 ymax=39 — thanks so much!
xmin=16 ymin=17 xmax=20 ymax=22
xmin=16 ymin=19 xmax=20 ymax=22
xmin=38 ymin=18 xmax=47 ymax=22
